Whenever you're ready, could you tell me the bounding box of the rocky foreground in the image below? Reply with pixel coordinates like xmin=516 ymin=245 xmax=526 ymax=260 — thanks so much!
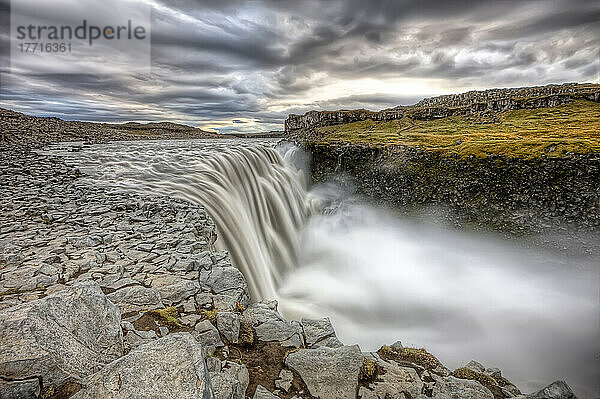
xmin=0 ymin=146 xmax=580 ymax=398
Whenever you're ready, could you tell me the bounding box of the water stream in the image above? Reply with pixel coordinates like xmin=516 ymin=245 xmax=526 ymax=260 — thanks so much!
xmin=48 ymin=139 xmax=599 ymax=398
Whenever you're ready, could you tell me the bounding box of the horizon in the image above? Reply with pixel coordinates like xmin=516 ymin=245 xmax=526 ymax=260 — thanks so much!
xmin=0 ymin=0 xmax=598 ymax=134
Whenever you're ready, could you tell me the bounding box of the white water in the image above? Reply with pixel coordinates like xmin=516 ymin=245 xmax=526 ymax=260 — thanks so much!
xmin=50 ymin=139 xmax=599 ymax=398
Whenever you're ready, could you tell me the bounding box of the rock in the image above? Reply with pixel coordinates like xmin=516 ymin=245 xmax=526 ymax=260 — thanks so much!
xmin=253 ymin=385 xmax=279 ymax=399
xmin=464 ymin=360 xmax=485 ymax=373
xmin=431 ymin=375 xmax=494 ymax=399
xmin=210 ymin=361 xmax=249 ymax=399
xmin=284 ymin=345 xmax=363 ymax=399
xmin=274 ymin=369 xmax=293 ymax=392
xmin=199 ymin=265 xmax=248 ymax=300
xmin=390 ymin=340 xmax=404 ymax=351
xmin=520 ymin=381 xmax=576 ymax=399
xmin=0 ymin=378 xmax=41 ymax=399
xmin=217 ymin=312 xmax=240 ymax=344
xmin=106 ymin=285 xmax=163 ymax=314
xmin=149 ymin=275 xmax=200 ymax=305
xmin=243 ymin=303 xmax=303 ymax=347
xmin=0 ymin=282 xmax=123 ymax=390
xmin=193 ymin=320 xmax=224 ymax=356
xmin=365 ymin=357 xmax=424 ymax=398
xmin=301 ymin=317 xmax=338 ymax=348
xmin=72 ymin=333 xmax=213 ymax=399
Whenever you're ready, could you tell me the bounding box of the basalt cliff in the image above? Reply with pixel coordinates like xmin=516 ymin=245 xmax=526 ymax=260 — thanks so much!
xmin=285 ymin=83 xmax=600 ymax=247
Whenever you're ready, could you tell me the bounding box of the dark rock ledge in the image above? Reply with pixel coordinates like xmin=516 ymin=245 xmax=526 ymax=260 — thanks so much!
xmin=0 ymin=148 xmax=578 ymax=398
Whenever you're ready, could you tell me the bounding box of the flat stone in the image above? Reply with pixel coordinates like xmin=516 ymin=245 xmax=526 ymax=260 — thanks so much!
xmin=72 ymin=333 xmax=213 ymax=399
xmin=275 ymin=369 xmax=293 ymax=392
xmin=431 ymin=376 xmax=494 ymax=399
xmin=284 ymin=345 xmax=363 ymax=399
xmin=301 ymin=317 xmax=337 ymax=348
xmin=253 ymin=385 xmax=279 ymax=399
xmin=106 ymin=285 xmax=163 ymax=314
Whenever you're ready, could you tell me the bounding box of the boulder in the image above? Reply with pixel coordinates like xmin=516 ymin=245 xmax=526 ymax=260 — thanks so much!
xmin=284 ymin=345 xmax=363 ymax=399
xmin=0 ymin=282 xmax=123 ymax=390
xmin=72 ymin=333 xmax=213 ymax=399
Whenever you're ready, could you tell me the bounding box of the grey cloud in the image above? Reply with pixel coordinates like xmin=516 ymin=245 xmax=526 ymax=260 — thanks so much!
xmin=0 ymin=0 xmax=598 ymax=133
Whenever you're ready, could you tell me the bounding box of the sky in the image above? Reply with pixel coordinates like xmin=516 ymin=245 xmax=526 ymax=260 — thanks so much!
xmin=0 ymin=0 xmax=598 ymax=134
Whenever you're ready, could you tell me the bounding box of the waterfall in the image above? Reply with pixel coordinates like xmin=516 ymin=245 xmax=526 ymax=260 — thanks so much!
xmin=164 ymin=144 xmax=315 ymax=300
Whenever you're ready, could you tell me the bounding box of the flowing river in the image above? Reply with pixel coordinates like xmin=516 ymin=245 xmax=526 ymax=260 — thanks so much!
xmin=47 ymin=139 xmax=599 ymax=398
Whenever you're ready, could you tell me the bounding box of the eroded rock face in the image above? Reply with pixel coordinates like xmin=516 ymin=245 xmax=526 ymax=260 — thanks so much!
xmin=72 ymin=333 xmax=213 ymax=399
xmin=284 ymin=345 xmax=364 ymax=399
xmin=0 ymin=281 xmax=123 ymax=390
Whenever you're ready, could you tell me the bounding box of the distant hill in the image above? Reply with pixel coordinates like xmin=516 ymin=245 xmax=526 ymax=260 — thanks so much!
xmin=0 ymin=108 xmax=227 ymax=147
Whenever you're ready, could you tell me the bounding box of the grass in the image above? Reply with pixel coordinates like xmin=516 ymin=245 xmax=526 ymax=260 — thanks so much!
xmin=146 ymin=306 xmax=184 ymax=328
xmin=452 ymin=367 xmax=505 ymax=399
xmin=377 ymin=345 xmax=443 ymax=371
xmin=313 ymin=100 xmax=600 ymax=158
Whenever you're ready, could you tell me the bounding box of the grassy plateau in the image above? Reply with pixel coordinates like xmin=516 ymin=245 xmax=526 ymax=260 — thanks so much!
xmin=314 ymin=100 xmax=600 ymax=158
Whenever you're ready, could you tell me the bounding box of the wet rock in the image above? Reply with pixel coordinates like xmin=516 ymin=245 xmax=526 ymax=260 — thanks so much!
xmin=0 ymin=282 xmax=123 ymax=390
xmin=72 ymin=333 xmax=213 ymax=399
xmin=284 ymin=345 xmax=363 ymax=399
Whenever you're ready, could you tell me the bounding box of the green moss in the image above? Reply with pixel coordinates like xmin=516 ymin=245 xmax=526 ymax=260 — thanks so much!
xmin=146 ymin=306 xmax=183 ymax=328
xmin=200 ymin=309 xmax=218 ymax=325
xmin=239 ymin=319 xmax=255 ymax=347
xmin=359 ymin=358 xmax=380 ymax=382
xmin=314 ymin=100 xmax=600 ymax=159
xmin=377 ymin=345 xmax=443 ymax=371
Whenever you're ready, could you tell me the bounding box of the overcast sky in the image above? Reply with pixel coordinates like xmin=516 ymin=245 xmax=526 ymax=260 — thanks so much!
xmin=0 ymin=0 xmax=598 ymax=134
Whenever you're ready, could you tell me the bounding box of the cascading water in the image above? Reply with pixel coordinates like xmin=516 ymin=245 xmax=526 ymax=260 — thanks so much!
xmin=50 ymin=139 xmax=599 ymax=398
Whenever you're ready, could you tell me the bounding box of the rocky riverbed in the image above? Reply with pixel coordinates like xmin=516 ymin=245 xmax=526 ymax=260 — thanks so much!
xmin=0 ymin=145 xmax=580 ymax=399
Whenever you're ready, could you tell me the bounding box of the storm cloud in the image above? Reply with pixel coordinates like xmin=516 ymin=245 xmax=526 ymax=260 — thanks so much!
xmin=1 ymin=0 xmax=598 ymax=133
